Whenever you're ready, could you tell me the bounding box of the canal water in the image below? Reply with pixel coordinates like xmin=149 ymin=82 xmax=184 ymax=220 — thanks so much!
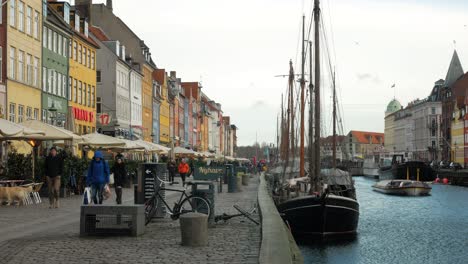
xmin=300 ymin=177 xmax=468 ymax=264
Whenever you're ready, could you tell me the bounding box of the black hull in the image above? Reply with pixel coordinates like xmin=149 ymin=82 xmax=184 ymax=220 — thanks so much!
xmin=378 ymin=161 xmax=435 ymax=181
xmin=277 ymin=194 xmax=359 ymax=237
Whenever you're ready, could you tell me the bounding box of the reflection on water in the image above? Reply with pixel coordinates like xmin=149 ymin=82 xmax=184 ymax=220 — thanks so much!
xmin=300 ymin=177 xmax=468 ymax=264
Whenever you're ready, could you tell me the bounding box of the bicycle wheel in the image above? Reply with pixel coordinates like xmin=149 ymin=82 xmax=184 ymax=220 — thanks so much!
xmin=144 ymin=196 xmax=159 ymax=225
xmin=178 ymin=196 xmax=211 ymax=219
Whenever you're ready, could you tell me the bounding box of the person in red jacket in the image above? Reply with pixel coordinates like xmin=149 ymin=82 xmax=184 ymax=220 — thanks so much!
xmin=178 ymin=159 xmax=190 ymax=186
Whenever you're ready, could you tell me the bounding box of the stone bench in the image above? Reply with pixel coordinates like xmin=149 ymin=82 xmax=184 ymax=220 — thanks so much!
xmin=80 ymin=205 xmax=145 ymax=237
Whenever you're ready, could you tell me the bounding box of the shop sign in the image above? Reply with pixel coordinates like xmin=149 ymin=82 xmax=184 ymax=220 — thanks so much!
xmin=73 ymin=107 xmax=94 ymax=122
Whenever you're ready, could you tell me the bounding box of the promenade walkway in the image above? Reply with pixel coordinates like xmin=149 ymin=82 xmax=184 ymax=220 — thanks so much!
xmin=0 ymin=176 xmax=260 ymax=264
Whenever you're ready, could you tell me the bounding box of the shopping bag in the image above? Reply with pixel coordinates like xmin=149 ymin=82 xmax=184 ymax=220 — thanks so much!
xmin=83 ymin=187 xmax=91 ymax=205
xmin=103 ymin=184 xmax=111 ymax=200
xmin=109 ymin=173 xmax=115 ymax=185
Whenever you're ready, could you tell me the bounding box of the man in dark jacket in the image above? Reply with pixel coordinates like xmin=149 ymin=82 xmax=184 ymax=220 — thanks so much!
xmin=167 ymin=159 xmax=176 ymax=185
xmin=111 ymin=158 xmax=126 ymax=204
xmin=44 ymin=147 xmax=63 ymax=208
xmin=87 ymin=151 xmax=110 ymax=204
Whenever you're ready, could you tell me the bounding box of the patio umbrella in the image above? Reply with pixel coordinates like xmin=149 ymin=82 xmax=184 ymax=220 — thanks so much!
xmin=19 ymin=120 xmax=82 ymax=141
xmin=101 ymin=139 xmax=145 ymax=151
xmin=0 ymin=118 xmax=45 ymax=139
xmin=79 ymin=133 xmax=126 ymax=148
xmin=173 ymin=146 xmax=198 ymax=156
xmin=135 ymin=140 xmax=170 ymax=153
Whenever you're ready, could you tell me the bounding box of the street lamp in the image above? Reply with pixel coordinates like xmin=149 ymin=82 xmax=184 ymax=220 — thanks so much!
xmin=48 ymin=102 xmax=57 ymax=125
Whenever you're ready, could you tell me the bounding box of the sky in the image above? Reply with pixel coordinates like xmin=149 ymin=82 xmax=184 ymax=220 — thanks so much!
xmin=77 ymin=0 xmax=468 ymax=146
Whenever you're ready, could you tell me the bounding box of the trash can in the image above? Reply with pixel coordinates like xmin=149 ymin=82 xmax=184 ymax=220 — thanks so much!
xmin=242 ymin=174 xmax=249 ymax=186
xmin=227 ymin=165 xmax=237 ymax=193
xmin=236 ymin=173 xmax=243 ymax=192
xmin=190 ymin=181 xmax=215 ymax=225
xmin=224 ymin=164 xmax=233 ymax=184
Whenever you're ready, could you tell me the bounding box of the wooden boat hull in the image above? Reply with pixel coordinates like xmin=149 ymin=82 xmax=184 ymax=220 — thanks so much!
xmin=372 ymin=180 xmax=432 ymax=196
xmin=277 ymin=194 xmax=359 ymax=237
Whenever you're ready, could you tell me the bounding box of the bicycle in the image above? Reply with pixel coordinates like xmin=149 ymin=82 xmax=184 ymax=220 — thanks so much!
xmin=144 ymin=176 xmax=212 ymax=225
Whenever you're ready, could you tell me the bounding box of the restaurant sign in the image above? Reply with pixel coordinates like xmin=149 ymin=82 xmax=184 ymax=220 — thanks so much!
xmin=194 ymin=166 xmax=224 ymax=180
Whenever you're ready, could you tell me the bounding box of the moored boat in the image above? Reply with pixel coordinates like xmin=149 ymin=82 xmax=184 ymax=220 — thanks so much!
xmin=372 ymin=180 xmax=432 ymax=196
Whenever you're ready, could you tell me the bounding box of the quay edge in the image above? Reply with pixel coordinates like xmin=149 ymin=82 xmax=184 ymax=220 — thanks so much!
xmin=258 ymin=173 xmax=304 ymax=264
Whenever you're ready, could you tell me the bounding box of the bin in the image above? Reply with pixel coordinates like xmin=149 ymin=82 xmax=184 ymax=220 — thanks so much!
xmin=236 ymin=173 xmax=243 ymax=192
xmin=190 ymin=181 xmax=215 ymax=225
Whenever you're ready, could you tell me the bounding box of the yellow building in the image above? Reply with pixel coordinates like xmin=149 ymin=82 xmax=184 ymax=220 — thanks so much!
xmin=6 ymin=0 xmax=42 ymax=123
xmin=155 ymin=69 xmax=170 ymax=144
xmin=68 ymin=10 xmax=98 ymax=135
xmin=142 ymin=64 xmax=153 ymax=142
xmin=451 ymin=104 xmax=464 ymax=164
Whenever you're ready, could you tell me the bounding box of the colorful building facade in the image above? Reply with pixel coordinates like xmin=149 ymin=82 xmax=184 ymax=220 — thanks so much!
xmin=6 ymin=0 xmax=43 ymax=123
xmin=142 ymin=63 xmax=153 ymax=142
xmin=68 ymin=9 xmax=98 ymax=135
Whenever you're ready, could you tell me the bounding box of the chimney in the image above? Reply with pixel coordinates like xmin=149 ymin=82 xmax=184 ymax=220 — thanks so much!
xmin=74 ymin=0 xmax=91 ymax=22
xmin=170 ymin=71 xmax=177 ymax=78
xmin=106 ymin=0 xmax=113 ymax=11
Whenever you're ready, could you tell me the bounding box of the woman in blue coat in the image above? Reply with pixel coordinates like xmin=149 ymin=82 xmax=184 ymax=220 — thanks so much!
xmin=86 ymin=151 xmax=110 ymax=204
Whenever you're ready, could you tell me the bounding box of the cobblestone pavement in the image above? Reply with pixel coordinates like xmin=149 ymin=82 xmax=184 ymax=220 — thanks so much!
xmin=0 ymin=175 xmax=261 ymax=264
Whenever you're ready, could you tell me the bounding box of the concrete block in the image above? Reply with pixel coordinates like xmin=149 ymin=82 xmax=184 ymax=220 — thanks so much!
xmin=80 ymin=205 xmax=145 ymax=237
xmin=242 ymin=174 xmax=249 ymax=186
xmin=179 ymin=212 xmax=208 ymax=247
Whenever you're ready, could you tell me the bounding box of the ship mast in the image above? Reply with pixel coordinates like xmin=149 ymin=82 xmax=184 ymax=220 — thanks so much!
xmin=313 ymin=0 xmax=321 ymax=192
xmin=300 ymin=15 xmax=306 ymax=177
xmin=332 ymin=70 xmax=337 ymax=169
xmin=308 ymin=40 xmax=314 ymax=184
xmin=289 ymin=60 xmax=295 ymax=170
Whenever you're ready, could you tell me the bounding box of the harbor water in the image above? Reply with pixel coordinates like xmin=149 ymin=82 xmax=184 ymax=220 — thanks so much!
xmin=300 ymin=177 xmax=468 ymax=264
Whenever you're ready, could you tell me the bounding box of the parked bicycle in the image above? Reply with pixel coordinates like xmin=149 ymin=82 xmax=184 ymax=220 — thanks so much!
xmin=144 ymin=176 xmax=212 ymax=225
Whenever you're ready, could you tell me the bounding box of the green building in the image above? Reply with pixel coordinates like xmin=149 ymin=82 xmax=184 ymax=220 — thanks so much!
xmin=41 ymin=2 xmax=72 ymax=127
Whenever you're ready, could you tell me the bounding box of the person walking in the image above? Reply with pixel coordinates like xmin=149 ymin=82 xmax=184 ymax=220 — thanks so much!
xmin=111 ymin=158 xmax=126 ymax=204
xmin=167 ymin=159 xmax=177 ymax=185
xmin=178 ymin=159 xmax=190 ymax=186
xmin=44 ymin=147 xmax=64 ymax=209
xmin=86 ymin=151 xmax=110 ymax=204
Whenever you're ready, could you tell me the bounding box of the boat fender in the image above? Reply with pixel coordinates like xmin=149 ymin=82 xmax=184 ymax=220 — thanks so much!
xmin=442 ymin=178 xmax=449 ymax=184
xmin=434 ymin=178 xmax=440 ymax=183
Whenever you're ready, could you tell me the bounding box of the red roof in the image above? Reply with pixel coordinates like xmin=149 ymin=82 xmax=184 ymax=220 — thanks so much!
xmin=89 ymin=26 xmax=110 ymax=42
xmin=349 ymin=131 xmax=384 ymax=144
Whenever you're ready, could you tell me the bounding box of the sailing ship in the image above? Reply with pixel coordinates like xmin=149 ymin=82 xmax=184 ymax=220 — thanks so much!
xmin=274 ymin=0 xmax=359 ymax=238
xmin=378 ymin=154 xmax=436 ymax=181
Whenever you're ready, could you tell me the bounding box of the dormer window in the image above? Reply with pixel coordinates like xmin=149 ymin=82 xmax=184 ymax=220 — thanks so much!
xmin=74 ymin=14 xmax=80 ymax=32
xmin=64 ymin=3 xmax=70 ymax=24
xmin=84 ymin=21 xmax=89 ymax=37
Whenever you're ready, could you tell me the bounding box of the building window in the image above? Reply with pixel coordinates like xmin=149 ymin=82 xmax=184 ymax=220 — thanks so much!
xmin=42 ymin=26 xmax=47 ymax=47
xmin=42 ymin=67 xmax=47 ymax=91
xmin=68 ymin=77 xmax=72 ymax=101
xmin=69 ymin=40 xmax=72 ymax=58
xmin=57 ymin=73 xmax=62 ymax=97
xmin=91 ymin=51 xmax=95 ymax=69
xmin=9 ymin=47 xmax=16 ymax=79
xmin=87 ymin=48 xmax=91 ymax=68
xmin=78 ymin=44 xmax=82 ymax=64
xmin=26 ymin=107 xmax=32 ymax=120
xmin=58 ymin=35 xmax=62 ymax=56
xmin=82 ymin=82 xmax=87 ymax=106
xmin=48 ymin=28 xmax=52 ymax=50
xmin=96 ymin=70 xmax=101 ymax=83
xmin=33 ymin=108 xmax=38 ymax=120
xmin=26 ymin=54 xmax=32 ymax=85
xmin=53 ymin=31 xmax=57 ymax=53
xmin=96 ymin=97 xmax=101 ymax=113
xmin=33 ymin=11 xmax=39 ymax=39
xmin=92 ymin=86 xmax=95 ymax=108
xmin=63 ymin=38 xmax=68 ymax=58
xmin=17 ymin=105 xmax=24 ymax=123
xmin=9 ymin=103 xmax=16 ymax=123
xmin=83 ymin=48 xmax=87 ymax=66
xmin=78 ymin=81 xmax=82 ymax=104
xmin=17 ymin=50 xmax=24 ymax=82
xmin=18 ymin=1 xmax=24 ymax=32
xmin=9 ymin=0 xmax=15 ymax=27
xmin=42 ymin=109 xmax=47 ymax=123
xmin=33 ymin=57 xmax=38 ymax=87
xmin=62 ymin=75 xmax=66 ymax=99
xmin=73 ymin=41 xmax=77 ymax=61
xmin=73 ymin=79 xmax=77 ymax=102
xmin=26 ymin=6 xmax=31 ymax=35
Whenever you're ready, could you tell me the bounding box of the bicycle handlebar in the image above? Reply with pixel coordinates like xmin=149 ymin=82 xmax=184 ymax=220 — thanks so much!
xmin=156 ymin=175 xmax=172 ymax=186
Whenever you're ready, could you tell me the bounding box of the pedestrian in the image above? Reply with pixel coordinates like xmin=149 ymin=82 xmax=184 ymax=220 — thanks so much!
xmin=178 ymin=158 xmax=190 ymax=186
xmin=44 ymin=147 xmax=64 ymax=209
xmin=189 ymin=158 xmax=195 ymax=177
xmin=86 ymin=151 xmax=110 ymax=204
xmin=167 ymin=159 xmax=177 ymax=185
xmin=112 ymin=158 xmax=126 ymax=204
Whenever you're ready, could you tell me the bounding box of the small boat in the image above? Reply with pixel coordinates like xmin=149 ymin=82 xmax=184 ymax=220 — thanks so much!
xmin=378 ymin=154 xmax=435 ymax=181
xmin=372 ymin=180 xmax=432 ymax=196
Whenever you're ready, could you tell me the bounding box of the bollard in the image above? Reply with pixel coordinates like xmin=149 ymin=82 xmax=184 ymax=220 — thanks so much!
xmin=179 ymin=212 xmax=208 ymax=247
xmin=242 ymin=174 xmax=249 ymax=186
xmin=236 ymin=174 xmax=243 ymax=192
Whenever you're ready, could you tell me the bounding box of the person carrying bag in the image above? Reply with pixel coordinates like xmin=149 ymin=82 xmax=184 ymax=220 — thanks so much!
xmin=86 ymin=151 xmax=110 ymax=205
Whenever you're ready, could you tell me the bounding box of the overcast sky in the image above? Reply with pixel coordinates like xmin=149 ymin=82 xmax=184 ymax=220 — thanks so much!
xmin=84 ymin=0 xmax=468 ymax=146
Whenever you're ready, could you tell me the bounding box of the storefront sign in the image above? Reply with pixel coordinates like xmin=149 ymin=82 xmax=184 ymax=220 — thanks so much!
xmin=98 ymin=113 xmax=113 ymax=125
xmin=194 ymin=166 xmax=224 ymax=180
xmin=73 ymin=107 xmax=94 ymax=122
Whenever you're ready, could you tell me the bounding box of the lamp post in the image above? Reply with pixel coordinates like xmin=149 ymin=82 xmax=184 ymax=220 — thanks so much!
xmin=48 ymin=102 xmax=57 ymax=126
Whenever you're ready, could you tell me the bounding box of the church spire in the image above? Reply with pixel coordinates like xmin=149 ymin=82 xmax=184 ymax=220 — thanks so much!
xmin=445 ymin=50 xmax=464 ymax=88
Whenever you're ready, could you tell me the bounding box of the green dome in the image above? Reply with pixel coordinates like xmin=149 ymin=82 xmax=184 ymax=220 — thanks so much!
xmin=386 ymin=99 xmax=402 ymax=113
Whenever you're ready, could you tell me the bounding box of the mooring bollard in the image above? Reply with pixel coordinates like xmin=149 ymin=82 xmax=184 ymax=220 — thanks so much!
xmin=242 ymin=174 xmax=249 ymax=186
xmin=179 ymin=212 xmax=208 ymax=247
